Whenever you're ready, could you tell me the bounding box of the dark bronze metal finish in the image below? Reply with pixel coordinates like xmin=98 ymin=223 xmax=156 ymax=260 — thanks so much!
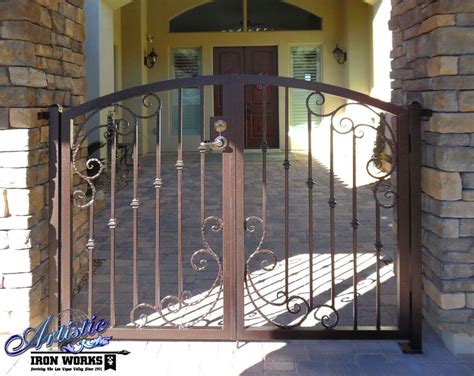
xmin=352 ymin=127 xmax=359 ymax=330
xmin=50 ymin=74 xmax=421 ymax=345
xmin=307 ymin=103 xmax=314 ymax=310
xmin=408 ymin=102 xmax=423 ymax=352
xmin=48 ymin=104 xmax=62 ymax=329
xmin=284 ymin=87 xmax=290 ymax=298
xmin=155 ymin=107 xmax=162 ymax=308
xmin=177 ymin=88 xmax=184 ymax=301
xmin=109 ymin=117 xmax=117 ymax=326
xmin=87 ymin=205 xmax=94 ymax=318
xmin=329 ymin=111 xmax=336 ymax=308
xmin=38 ymin=111 xmax=50 ymax=120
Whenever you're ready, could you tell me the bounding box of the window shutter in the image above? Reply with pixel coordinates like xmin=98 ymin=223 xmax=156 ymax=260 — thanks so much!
xmin=172 ymin=49 xmax=201 ymax=79
xmin=291 ymin=47 xmax=321 ymax=128
xmin=171 ymin=49 xmax=202 ymax=135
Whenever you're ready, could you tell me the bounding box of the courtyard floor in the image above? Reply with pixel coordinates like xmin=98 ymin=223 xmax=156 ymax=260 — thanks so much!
xmin=1 ymin=322 xmax=473 ymax=375
xmin=73 ymin=152 xmax=399 ymax=329
xmin=1 ymin=153 xmax=473 ymax=375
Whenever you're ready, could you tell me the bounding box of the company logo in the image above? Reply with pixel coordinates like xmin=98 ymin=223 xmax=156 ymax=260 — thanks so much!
xmin=4 ymin=310 xmax=130 ymax=372
xmin=4 ymin=310 xmax=111 ymax=356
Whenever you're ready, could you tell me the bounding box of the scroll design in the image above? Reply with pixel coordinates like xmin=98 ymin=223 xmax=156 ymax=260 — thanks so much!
xmin=71 ymin=93 xmax=162 ymax=209
xmin=313 ymin=305 xmax=339 ymax=329
xmin=130 ymin=216 xmax=224 ymax=328
xmin=245 ymin=216 xmax=332 ymax=329
xmin=246 ymin=92 xmax=399 ymax=329
xmin=305 ymin=92 xmax=398 ymax=208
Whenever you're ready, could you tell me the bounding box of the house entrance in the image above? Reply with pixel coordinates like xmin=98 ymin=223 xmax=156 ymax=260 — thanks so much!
xmin=213 ymin=47 xmax=279 ymax=148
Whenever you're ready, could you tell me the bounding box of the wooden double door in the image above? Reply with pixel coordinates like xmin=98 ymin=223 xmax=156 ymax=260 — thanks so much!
xmin=214 ymin=46 xmax=279 ymax=148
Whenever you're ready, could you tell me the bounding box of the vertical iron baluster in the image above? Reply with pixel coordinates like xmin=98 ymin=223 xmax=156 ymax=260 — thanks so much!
xmin=154 ymin=109 xmax=162 ymax=307
xmin=284 ymin=87 xmax=290 ymax=297
xmin=108 ymin=121 xmax=117 ymax=326
xmin=199 ymin=86 xmax=205 ymax=226
xmin=307 ymin=109 xmax=314 ymax=309
xmin=131 ymin=118 xmax=140 ymax=308
xmin=352 ymin=129 xmax=359 ymax=330
xmin=86 ymin=205 xmax=95 ymax=318
xmin=329 ymin=120 xmax=336 ymax=308
xmin=176 ymin=89 xmax=184 ymax=299
xmin=375 ymin=202 xmax=382 ymax=330
xmin=261 ymin=86 xmax=267 ymax=227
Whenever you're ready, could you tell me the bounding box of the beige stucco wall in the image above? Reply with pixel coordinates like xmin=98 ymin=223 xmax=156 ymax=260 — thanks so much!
xmin=343 ymin=0 xmax=372 ymax=96
xmin=84 ymin=0 xmax=116 ymax=161
xmin=119 ymin=0 xmax=152 ymax=154
xmin=112 ymin=0 xmax=379 ymax=152
xmin=370 ymin=0 xmax=391 ymax=101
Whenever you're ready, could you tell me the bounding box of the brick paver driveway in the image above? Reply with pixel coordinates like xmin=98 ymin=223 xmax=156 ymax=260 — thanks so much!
xmin=74 ymin=151 xmax=398 ymax=329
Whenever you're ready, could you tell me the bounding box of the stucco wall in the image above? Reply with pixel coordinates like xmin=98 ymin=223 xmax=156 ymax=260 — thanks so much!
xmin=113 ymin=0 xmax=376 ymax=152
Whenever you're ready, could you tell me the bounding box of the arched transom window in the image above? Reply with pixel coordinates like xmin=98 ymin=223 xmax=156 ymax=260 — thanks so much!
xmin=170 ymin=0 xmax=322 ymax=33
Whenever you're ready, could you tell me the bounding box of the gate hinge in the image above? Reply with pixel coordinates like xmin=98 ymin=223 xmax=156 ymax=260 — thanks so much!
xmin=38 ymin=111 xmax=50 ymax=120
xmin=420 ymin=108 xmax=433 ymax=121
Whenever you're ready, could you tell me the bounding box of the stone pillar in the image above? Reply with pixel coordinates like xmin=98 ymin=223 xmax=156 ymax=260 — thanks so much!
xmin=390 ymin=0 xmax=474 ymax=354
xmin=0 ymin=0 xmax=86 ymax=333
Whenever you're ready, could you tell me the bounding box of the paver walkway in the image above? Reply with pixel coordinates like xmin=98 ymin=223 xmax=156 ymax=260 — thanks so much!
xmin=73 ymin=151 xmax=398 ymax=330
xmin=1 ymin=322 xmax=473 ymax=375
xmin=2 ymin=153 xmax=473 ymax=375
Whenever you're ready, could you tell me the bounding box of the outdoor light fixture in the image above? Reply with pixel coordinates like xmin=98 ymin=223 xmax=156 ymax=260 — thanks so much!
xmin=332 ymin=44 xmax=347 ymax=64
xmin=144 ymin=35 xmax=157 ymax=69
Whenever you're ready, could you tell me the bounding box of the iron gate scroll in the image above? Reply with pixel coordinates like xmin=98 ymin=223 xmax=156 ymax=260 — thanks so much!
xmin=49 ymin=75 xmax=421 ymax=350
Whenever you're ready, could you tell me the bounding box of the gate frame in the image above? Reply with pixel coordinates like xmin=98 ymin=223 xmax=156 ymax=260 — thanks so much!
xmin=48 ymin=75 xmax=422 ymax=350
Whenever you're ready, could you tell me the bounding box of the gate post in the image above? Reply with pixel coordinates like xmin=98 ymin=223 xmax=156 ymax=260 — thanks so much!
xmin=48 ymin=104 xmax=73 ymax=324
xmin=48 ymin=104 xmax=63 ymax=324
xmin=408 ymin=102 xmax=423 ymax=353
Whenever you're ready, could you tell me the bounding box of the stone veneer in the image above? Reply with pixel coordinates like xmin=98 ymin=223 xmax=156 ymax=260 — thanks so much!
xmin=390 ymin=0 xmax=474 ymax=353
xmin=0 ymin=0 xmax=87 ymax=333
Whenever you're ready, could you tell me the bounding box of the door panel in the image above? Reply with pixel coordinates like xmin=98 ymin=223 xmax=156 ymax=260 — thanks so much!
xmin=213 ymin=47 xmax=244 ymax=117
xmin=213 ymin=46 xmax=279 ymax=148
xmin=244 ymin=47 xmax=279 ymax=148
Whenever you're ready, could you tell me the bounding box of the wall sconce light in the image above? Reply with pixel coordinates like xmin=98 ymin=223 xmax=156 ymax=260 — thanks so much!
xmin=144 ymin=35 xmax=157 ymax=69
xmin=332 ymin=44 xmax=347 ymax=64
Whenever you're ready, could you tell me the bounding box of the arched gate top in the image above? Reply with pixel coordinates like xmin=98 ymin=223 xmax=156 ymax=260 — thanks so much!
xmin=62 ymin=74 xmax=406 ymax=120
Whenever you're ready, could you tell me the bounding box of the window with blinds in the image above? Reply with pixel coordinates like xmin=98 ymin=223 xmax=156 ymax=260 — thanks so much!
xmin=171 ymin=48 xmax=201 ymax=135
xmin=291 ymin=47 xmax=321 ymax=128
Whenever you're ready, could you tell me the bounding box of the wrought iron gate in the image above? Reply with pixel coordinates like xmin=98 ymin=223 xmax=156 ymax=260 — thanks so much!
xmin=49 ymin=75 xmax=421 ymax=350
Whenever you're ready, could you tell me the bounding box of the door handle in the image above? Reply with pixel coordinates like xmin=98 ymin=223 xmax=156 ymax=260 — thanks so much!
xmin=200 ymin=135 xmax=228 ymax=151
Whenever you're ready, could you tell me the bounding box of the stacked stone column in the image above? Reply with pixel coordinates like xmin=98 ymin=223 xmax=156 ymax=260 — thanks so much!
xmin=0 ymin=0 xmax=86 ymax=332
xmin=391 ymin=0 xmax=474 ymax=353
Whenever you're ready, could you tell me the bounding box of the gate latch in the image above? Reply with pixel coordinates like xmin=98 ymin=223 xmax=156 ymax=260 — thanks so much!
xmin=200 ymin=120 xmax=228 ymax=151
xmin=200 ymin=136 xmax=227 ymax=150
